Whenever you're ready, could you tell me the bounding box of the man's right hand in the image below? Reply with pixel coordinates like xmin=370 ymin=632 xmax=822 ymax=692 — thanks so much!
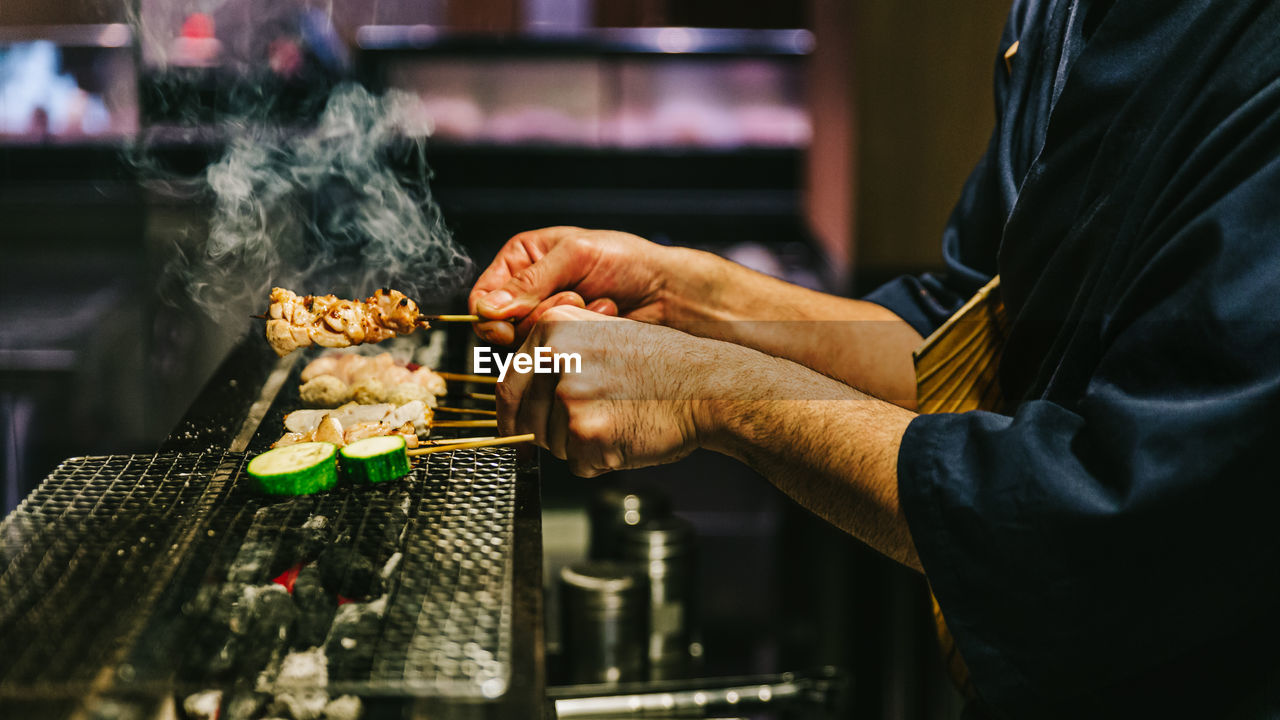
xmin=468 ymin=226 xmax=674 ymax=346
xmin=467 ymin=224 xmax=924 ymax=407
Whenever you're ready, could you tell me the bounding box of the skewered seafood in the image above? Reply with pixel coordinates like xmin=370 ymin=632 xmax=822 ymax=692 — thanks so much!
xmin=266 ymin=288 xmax=425 ymax=357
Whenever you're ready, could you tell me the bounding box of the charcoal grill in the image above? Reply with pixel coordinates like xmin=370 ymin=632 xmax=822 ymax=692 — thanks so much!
xmin=0 ymin=330 xmax=545 ymax=719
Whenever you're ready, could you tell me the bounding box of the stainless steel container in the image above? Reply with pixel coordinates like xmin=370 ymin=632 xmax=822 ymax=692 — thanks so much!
xmin=588 ymin=487 xmax=671 ymax=561
xmin=558 ymin=561 xmax=649 ymax=684
xmin=620 ymin=515 xmax=698 ymax=680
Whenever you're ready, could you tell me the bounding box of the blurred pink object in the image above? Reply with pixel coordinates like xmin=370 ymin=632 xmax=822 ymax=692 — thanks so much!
xmin=269 ymin=38 xmax=305 ymax=77
xmin=484 ymin=105 xmax=589 ymax=144
xmin=418 ymin=96 xmax=485 ymax=140
xmin=650 ymin=99 xmax=741 ymax=147
xmin=737 ymin=104 xmax=811 ymax=146
xmin=171 ymin=13 xmax=221 ymax=67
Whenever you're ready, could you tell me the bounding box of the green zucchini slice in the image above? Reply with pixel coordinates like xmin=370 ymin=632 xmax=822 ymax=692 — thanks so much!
xmin=247 ymin=442 xmax=339 ymax=496
xmin=340 ymin=435 xmax=412 ymax=484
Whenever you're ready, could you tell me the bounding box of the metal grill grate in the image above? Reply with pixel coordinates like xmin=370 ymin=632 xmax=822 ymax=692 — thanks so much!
xmin=0 ymin=448 xmax=518 ymax=706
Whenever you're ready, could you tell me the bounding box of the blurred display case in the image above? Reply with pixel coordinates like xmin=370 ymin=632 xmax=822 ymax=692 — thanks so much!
xmin=360 ymin=26 xmax=812 ymax=149
xmin=0 ymin=25 xmax=138 ymax=144
xmin=358 ymin=27 xmax=828 ymax=292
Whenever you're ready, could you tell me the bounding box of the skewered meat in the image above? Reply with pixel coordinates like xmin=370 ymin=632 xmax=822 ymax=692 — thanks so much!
xmin=298 ymin=375 xmax=349 ymax=406
xmin=265 ymin=288 xmax=426 ymax=357
xmin=313 ymin=416 xmax=345 ymax=446
xmin=298 ymin=352 xmax=446 ymax=407
xmin=274 ymin=401 xmax=429 ymax=448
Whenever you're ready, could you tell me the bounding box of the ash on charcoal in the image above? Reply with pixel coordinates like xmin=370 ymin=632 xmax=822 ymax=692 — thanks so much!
xmin=317 ymin=546 xmax=384 ymax=600
xmin=379 ymin=552 xmax=402 ymax=580
xmin=302 ymin=515 xmax=332 ymax=542
xmin=292 ymin=564 xmax=338 ymax=649
xmin=323 ymin=695 xmax=363 ymax=720
xmin=228 ymin=537 xmax=279 ymax=585
xmin=221 ymin=691 xmax=272 ymax=720
xmin=324 ymin=596 xmax=387 ymax=682
xmin=264 ymin=647 xmax=330 ymax=720
xmin=182 ymin=690 xmax=222 ymax=720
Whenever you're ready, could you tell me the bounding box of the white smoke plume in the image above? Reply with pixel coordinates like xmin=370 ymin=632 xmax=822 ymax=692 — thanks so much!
xmin=127 ymin=1 xmax=473 ymax=324
xmin=175 ymin=83 xmax=472 ymax=320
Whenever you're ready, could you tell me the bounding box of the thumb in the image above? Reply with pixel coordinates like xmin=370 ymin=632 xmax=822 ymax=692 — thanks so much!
xmin=475 ymin=243 xmax=586 ymax=320
xmin=515 ymin=291 xmax=588 ymax=340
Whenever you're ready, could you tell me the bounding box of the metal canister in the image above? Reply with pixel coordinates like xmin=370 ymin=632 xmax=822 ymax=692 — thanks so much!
xmin=619 ymin=515 xmax=697 ymax=680
xmin=558 ymin=561 xmax=649 ymax=684
xmin=589 ymin=487 xmax=671 ymax=561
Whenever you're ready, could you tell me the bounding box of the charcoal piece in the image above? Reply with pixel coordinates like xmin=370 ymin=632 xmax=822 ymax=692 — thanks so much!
xmin=179 ymin=584 xmax=246 ymax=683
xmin=317 ymin=546 xmax=383 ymax=600
xmin=269 ymin=516 xmax=334 ymax=578
xmin=228 ymin=538 xmax=279 ymax=585
xmin=292 ymin=565 xmax=338 ymax=649
xmin=299 ymin=515 xmax=332 ymax=555
xmin=235 ymin=585 xmax=298 ymax=678
xmin=324 ymin=596 xmax=386 ymax=682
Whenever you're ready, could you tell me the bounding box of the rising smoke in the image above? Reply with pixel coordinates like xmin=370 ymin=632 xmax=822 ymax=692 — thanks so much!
xmin=183 ymin=84 xmax=472 ymax=317
xmin=130 ymin=1 xmax=473 ymax=324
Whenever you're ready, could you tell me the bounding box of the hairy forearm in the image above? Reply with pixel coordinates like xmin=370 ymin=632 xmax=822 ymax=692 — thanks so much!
xmin=694 ymin=347 xmax=923 ymax=571
xmin=657 ymin=247 xmax=924 ymax=409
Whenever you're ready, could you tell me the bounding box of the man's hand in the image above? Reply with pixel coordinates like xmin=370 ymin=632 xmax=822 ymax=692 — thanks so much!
xmin=496 ymin=306 xmax=711 ymax=477
xmin=469 ymin=225 xmax=923 ymax=407
xmin=468 ymin=227 xmax=673 ymax=346
xmin=495 ymin=304 xmax=922 ymax=570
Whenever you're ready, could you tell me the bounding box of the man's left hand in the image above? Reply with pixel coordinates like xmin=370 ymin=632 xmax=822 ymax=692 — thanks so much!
xmin=496 ymin=305 xmax=726 ymax=477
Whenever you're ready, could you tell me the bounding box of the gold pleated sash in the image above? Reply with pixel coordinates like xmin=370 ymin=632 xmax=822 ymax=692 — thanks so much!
xmin=913 ymin=275 xmax=1009 ymax=698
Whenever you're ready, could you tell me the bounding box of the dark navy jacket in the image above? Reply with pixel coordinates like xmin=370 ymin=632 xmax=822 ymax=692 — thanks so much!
xmin=865 ymin=1 xmax=1280 ymax=716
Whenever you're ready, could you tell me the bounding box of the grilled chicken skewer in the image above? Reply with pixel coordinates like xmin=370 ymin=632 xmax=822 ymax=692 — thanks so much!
xmin=265 ymin=287 xmax=427 ymax=357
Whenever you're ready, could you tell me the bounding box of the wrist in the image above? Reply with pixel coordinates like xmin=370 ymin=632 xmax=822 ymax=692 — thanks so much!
xmin=654 ymin=247 xmax=741 ymax=328
xmin=686 ymin=341 xmax=777 ymax=459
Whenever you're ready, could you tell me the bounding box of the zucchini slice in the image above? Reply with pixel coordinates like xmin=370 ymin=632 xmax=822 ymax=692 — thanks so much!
xmin=247 ymin=442 xmax=339 ymax=496
xmin=340 ymin=435 xmax=412 ymax=484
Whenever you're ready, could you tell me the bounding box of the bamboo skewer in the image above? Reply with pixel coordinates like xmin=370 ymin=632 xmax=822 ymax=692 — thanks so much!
xmin=420 ymin=435 xmax=497 ymax=446
xmin=435 ymin=406 xmax=498 ymax=416
xmin=467 ymin=392 xmax=496 ymax=402
xmin=430 ymin=419 xmax=499 ymax=428
xmin=437 ymin=372 xmax=498 ymax=385
xmin=408 ymin=433 xmax=536 ymax=457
